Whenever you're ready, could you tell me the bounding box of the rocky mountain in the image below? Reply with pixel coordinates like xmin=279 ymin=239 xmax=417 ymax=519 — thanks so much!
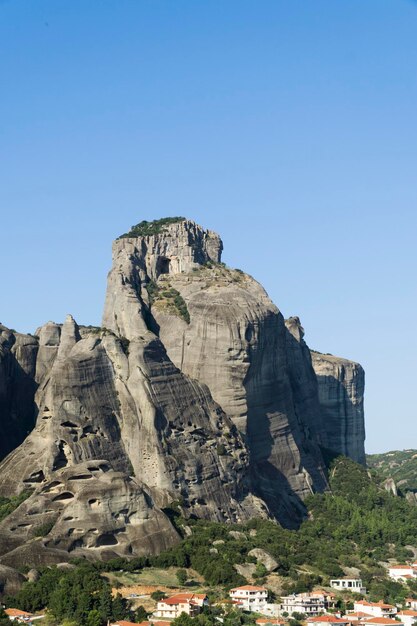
xmin=367 ymin=449 xmax=417 ymax=503
xmin=0 ymin=218 xmax=365 ymax=566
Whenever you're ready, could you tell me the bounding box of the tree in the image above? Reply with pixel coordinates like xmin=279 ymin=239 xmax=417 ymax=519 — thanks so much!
xmin=151 ymin=590 xmax=166 ymax=601
xmin=253 ymin=563 xmax=267 ymax=579
xmin=171 ymin=614 xmax=195 ymax=626
xmin=176 ymin=569 xmax=188 ymax=585
xmin=111 ymin=593 xmax=127 ymax=621
xmin=135 ymin=606 xmax=148 ymax=622
xmin=86 ymin=610 xmax=103 ymax=626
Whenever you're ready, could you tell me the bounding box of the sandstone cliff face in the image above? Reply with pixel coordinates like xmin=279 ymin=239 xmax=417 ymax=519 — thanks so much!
xmin=0 ymin=325 xmax=38 ymax=460
xmin=311 ymin=351 xmax=365 ymax=464
xmin=102 ymin=220 xmax=330 ymax=524
xmin=0 ymin=308 xmax=264 ymax=564
xmin=0 ymin=217 xmax=366 ymax=564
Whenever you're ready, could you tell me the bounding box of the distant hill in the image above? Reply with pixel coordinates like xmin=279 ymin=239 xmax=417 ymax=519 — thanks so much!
xmin=367 ymin=449 xmax=417 ymax=494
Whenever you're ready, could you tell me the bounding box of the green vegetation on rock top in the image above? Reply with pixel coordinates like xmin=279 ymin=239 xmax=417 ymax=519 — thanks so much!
xmin=118 ymin=217 xmax=186 ymax=238
xmin=145 ymin=279 xmax=190 ymax=324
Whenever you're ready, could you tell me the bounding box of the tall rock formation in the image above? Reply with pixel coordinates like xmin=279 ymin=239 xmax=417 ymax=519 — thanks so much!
xmin=103 ymin=220 xmax=330 ymax=524
xmin=311 ymin=351 xmax=365 ymax=464
xmin=0 ymin=325 xmax=38 ymax=460
xmin=0 ymin=217 xmax=366 ymax=565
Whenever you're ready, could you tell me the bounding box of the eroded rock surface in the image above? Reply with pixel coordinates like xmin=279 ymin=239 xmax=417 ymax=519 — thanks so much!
xmin=0 ymin=217 xmax=366 ymax=564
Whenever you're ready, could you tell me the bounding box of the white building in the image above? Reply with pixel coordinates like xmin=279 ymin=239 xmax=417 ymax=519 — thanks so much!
xmin=153 ymin=593 xmax=208 ymax=619
xmin=388 ymin=565 xmax=417 ymax=582
xmin=306 ymin=617 xmax=350 ymax=626
xmin=405 ymin=601 xmax=417 ymax=612
xmin=397 ymin=612 xmax=417 ymax=626
xmin=353 ymin=601 xmax=397 ymax=618
xmin=281 ymin=592 xmax=335 ymax=617
xmin=4 ymin=609 xmax=34 ymax=623
xmin=229 ymin=586 xmax=268 ymax=612
xmin=330 ymin=578 xmax=366 ymax=594
xmin=362 ymin=618 xmax=403 ymax=626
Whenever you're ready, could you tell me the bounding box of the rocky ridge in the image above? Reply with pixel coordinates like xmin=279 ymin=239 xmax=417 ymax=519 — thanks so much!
xmin=0 ymin=218 xmax=365 ymax=565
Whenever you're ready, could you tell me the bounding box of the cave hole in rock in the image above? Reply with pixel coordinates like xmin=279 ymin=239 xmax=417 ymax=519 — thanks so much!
xmin=61 ymin=421 xmax=78 ymax=428
xmin=52 ymin=491 xmax=75 ymax=502
xmin=156 ymin=256 xmax=170 ymax=276
xmin=53 ymin=441 xmax=69 ymax=470
xmin=68 ymin=474 xmax=92 ymax=481
xmin=42 ymin=481 xmax=63 ymax=493
xmin=68 ymin=539 xmax=84 ymax=552
xmin=96 ymin=532 xmax=119 ymax=547
xmin=27 ymin=509 xmax=40 ymax=516
xmin=82 ymin=425 xmax=98 ymax=437
xmin=23 ymin=470 xmax=45 ymax=483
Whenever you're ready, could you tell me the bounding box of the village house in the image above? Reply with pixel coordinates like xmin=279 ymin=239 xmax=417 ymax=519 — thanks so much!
xmin=281 ymin=592 xmax=336 ymax=617
xmin=330 ymin=578 xmax=366 ymax=594
xmin=4 ymin=609 xmax=44 ymax=624
xmin=229 ymin=586 xmax=268 ymax=613
xmin=388 ymin=565 xmax=417 ymax=582
xmin=353 ymin=601 xmax=397 ymax=618
xmin=4 ymin=609 xmax=34 ymax=623
xmin=346 ymin=612 xmax=374 ymax=621
xmin=361 ymin=618 xmax=403 ymax=626
xmin=405 ymin=601 xmax=417 ymax=612
xmin=396 ymin=611 xmax=417 ymax=626
xmin=153 ymin=593 xmax=208 ymax=619
xmin=306 ymin=616 xmax=350 ymax=626
xmin=112 ymin=621 xmax=170 ymax=626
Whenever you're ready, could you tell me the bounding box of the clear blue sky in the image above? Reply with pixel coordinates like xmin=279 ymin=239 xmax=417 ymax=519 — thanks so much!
xmin=1 ymin=0 xmax=416 ymax=454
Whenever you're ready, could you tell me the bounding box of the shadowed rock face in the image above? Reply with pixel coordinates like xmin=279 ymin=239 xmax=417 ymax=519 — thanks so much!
xmin=0 ymin=218 xmax=365 ymax=564
xmin=311 ymin=351 xmax=365 ymax=464
xmin=0 ymin=326 xmax=38 ymax=460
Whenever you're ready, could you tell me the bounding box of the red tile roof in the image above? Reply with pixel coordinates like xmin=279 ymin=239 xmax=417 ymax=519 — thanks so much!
xmin=160 ymin=593 xmax=206 ymax=605
xmin=230 ymin=585 xmax=267 ymax=592
xmin=397 ymin=612 xmax=417 ymax=617
xmin=5 ymin=609 xmax=33 ymax=618
xmin=307 ymin=617 xmax=349 ymax=623
xmin=356 ymin=602 xmax=395 ymax=609
xmin=363 ymin=619 xmax=402 ymax=625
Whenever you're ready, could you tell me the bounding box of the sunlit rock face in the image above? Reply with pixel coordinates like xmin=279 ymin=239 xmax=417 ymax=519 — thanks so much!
xmin=0 ymin=218 xmax=365 ymax=564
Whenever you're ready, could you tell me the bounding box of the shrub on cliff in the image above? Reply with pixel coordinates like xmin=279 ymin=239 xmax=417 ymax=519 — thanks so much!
xmin=118 ymin=217 xmax=185 ymax=238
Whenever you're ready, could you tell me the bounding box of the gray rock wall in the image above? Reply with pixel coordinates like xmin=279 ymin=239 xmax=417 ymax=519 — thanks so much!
xmin=311 ymin=351 xmax=365 ymax=464
xmin=0 ymin=218 xmax=366 ymax=564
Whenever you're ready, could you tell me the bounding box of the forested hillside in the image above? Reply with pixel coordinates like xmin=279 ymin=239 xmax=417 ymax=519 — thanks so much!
xmin=367 ymin=450 xmax=417 ymax=494
xmin=6 ymin=456 xmax=417 ymax=625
